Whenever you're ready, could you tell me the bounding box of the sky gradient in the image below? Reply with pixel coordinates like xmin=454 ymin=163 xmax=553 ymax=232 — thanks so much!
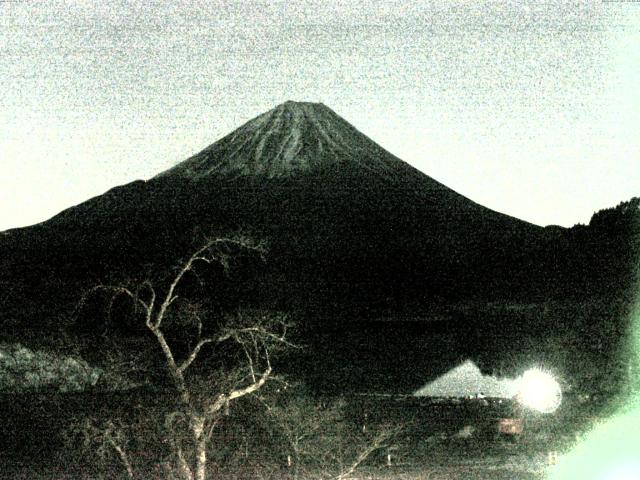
xmin=1 ymin=0 xmax=638 ymax=230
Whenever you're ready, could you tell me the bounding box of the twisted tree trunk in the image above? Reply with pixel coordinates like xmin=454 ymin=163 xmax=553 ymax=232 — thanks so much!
xmin=193 ymin=415 xmax=207 ymax=480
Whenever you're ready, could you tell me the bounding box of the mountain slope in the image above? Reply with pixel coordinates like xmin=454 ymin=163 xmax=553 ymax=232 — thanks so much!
xmin=158 ymin=101 xmax=406 ymax=179
xmin=1 ymin=101 xmax=547 ymax=330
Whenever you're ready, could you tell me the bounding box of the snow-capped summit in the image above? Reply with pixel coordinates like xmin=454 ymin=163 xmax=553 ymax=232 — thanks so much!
xmin=157 ymin=101 xmax=400 ymax=179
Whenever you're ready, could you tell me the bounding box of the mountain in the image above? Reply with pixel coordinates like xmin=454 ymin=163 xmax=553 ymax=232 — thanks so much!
xmin=0 ymin=101 xmax=577 ymax=334
xmin=1 ymin=101 xmax=636 ymax=394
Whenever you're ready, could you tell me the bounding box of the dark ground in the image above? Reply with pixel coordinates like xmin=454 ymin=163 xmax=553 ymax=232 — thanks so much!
xmin=0 ymin=297 xmax=632 ymax=479
xmin=0 ymin=387 xmax=613 ymax=479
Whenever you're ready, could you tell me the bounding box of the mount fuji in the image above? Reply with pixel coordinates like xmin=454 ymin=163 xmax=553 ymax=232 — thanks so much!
xmin=2 ymin=101 xmax=548 ymax=329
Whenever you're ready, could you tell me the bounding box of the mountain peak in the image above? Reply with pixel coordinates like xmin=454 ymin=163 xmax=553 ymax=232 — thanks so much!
xmin=279 ymin=99 xmax=326 ymax=108
xmin=271 ymin=100 xmax=333 ymax=119
xmin=157 ymin=101 xmax=401 ymax=179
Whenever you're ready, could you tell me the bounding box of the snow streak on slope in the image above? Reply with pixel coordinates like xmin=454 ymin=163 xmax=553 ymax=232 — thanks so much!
xmin=157 ymin=101 xmax=402 ymax=179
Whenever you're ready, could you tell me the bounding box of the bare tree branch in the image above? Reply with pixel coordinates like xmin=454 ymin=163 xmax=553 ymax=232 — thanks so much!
xmin=109 ymin=441 xmax=135 ymax=480
xmin=152 ymin=236 xmax=263 ymax=331
xmin=335 ymin=426 xmax=401 ymax=480
xmin=238 ymin=337 xmax=257 ymax=383
xmin=206 ymin=365 xmax=273 ymax=416
xmin=177 ymin=338 xmax=216 ymax=374
xmin=83 ymin=285 xmax=150 ymax=315
xmin=79 ymin=235 xmax=283 ymax=480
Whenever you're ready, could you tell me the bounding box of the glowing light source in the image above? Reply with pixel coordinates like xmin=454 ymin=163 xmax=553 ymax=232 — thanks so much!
xmin=516 ymin=368 xmax=562 ymax=413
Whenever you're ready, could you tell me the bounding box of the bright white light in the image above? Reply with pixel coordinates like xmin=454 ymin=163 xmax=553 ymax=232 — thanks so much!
xmin=516 ymin=368 xmax=562 ymax=413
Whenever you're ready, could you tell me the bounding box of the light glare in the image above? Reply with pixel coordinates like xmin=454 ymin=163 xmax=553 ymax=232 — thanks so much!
xmin=517 ymin=368 xmax=562 ymax=413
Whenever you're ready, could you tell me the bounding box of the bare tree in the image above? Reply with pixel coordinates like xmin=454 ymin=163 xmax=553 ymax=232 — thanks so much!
xmin=81 ymin=236 xmax=293 ymax=480
xmin=263 ymin=386 xmax=402 ymax=480
xmin=71 ymin=417 xmax=136 ymax=480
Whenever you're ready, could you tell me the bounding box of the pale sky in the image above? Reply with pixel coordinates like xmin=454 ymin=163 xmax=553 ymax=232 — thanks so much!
xmin=1 ymin=0 xmax=638 ymax=230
